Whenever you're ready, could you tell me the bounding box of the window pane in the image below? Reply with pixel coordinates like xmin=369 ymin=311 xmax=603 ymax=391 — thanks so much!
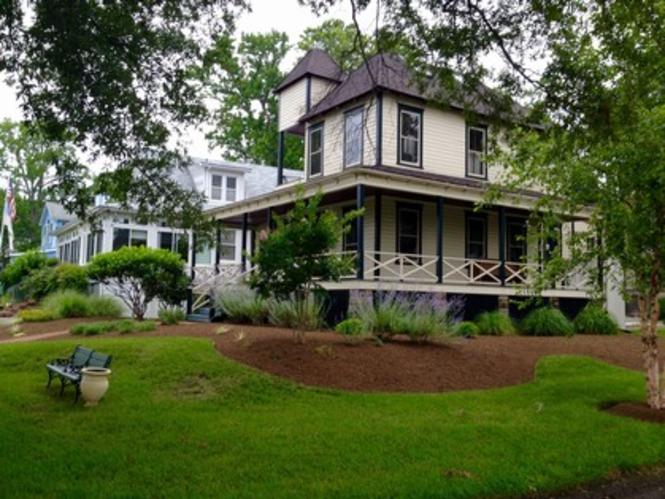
xmin=176 ymin=234 xmax=189 ymax=261
xmin=130 ymin=230 xmax=147 ymax=247
xmin=309 ymin=126 xmax=323 ymax=175
xmin=400 ymin=110 xmax=421 ymax=164
xmin=469 ymin=128 xmax=485 ymax=152
xmin=345 ymin=110 xmax=363 ymax=166
xmin=401 ymin=111 xmax=420 ymax=139
xmin=466 ymin=217 xmax=486 ymax=258
xmin=343 ymin=208 xmax=358 ymax=251
xmin=219 ymin=229 xmax=236 ymax=261
xmin=507 ymin=220 xmax=527 ymax=261
xmin=96 ymin=232 xmax=103 ymax=254
xmin=113 ymin=228 xmax=130 ymax=250
xmin=468 ymin=151 xmax=484 ymax=176
xmin=310 ymin=151 xmax=322 ymax=175
xmin=397 ymin=208 xmax=420 ymax=254
xmin=226 ymin=177 xmax=237 ymax=202
xmin=158 ymin=232 xmax=173 ymax=251
xmin=212 ymin=175 xmax=223 ymax=187
xmin=401 ymin=137 xmax=419 ymax=164
xmin=196 ymin=244 xmax=212 ymax=265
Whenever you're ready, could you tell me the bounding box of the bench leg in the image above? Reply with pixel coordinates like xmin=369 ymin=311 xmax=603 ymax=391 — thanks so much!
xmin=59 ymin=377 xmax=66 ymax=396
xmin=46 ymin=371 xmax=53 ymax=389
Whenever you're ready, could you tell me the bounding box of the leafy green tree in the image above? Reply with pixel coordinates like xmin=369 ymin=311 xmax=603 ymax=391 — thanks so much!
xmin=87 ymin=246 xmax=189 ymax=320
xmin=200 ymin=31 xmax=303 ymax=168
xmin=308 ymin=0 xmax=665 ymax=408
xmin=298 ymin=19 xmax=373 ymax=72
xmin=249 ymin=189 xmax=360 ymax=341
xmin=0 ymin=1 xmax=245 ymax=229
xmin=0 ymin=250 xmax=57 ymax=289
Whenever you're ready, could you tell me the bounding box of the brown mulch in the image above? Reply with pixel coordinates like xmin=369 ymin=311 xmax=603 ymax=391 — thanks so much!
xmin=605 ymin=401 xmax=665 ymax=424
xmin=137 ymin=324 xmax=662 ymax=393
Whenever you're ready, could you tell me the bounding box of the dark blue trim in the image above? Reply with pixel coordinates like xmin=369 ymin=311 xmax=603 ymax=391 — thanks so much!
xmin=374 ymin=190 xmax=382 ymax=278
xmin=436 ymin=197 xmax=444 ymax=283
xmin=375 ymin=91 xmax=383 ymax=166
xmin=305 ymin=76 xmax=312 ymax=112
xmin=277 ymin=131 xmax=285 ymax=185
xmin=498 ymin=207 xmax=506 ymax=286
xmin=356 ymin=184 xmax=365 ymax=279
xmin=241 ymin=213 xmax=248 ymax=272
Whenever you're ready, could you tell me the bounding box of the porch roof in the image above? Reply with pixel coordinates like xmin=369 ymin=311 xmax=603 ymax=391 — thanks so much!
xmin=205 ymin=165 xmax=590 ymax=224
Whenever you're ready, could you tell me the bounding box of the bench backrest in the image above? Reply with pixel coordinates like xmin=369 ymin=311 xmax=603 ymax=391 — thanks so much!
xmin=87 ymin=351 xmax=112 ymax=368
xmin=71 ymin=346 xmax=94 ymax=368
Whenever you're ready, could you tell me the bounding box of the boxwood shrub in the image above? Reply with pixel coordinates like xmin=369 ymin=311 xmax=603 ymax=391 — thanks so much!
xmin=455 ymin=321 xmax=480 ymax=337
xmin=520 ymin=307 xmax=574 ymax=336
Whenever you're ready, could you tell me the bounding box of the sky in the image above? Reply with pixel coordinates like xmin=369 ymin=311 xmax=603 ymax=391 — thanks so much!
xmin=0 ymin=0 xmax=378 ymax=161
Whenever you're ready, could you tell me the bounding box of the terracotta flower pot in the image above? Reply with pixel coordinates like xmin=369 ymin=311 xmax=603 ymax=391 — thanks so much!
xmin=80 ymin=367 xmax=112 ymax=407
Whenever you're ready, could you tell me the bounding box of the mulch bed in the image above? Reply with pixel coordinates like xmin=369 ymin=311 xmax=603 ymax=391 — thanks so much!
xmin=605 ymin=401 xmax=665 ymax=424
xmin=0 ymin=317 xmax=108 ymax=341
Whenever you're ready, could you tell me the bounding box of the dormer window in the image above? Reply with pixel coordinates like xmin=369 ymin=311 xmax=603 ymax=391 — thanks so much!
xmin=344 ymin=108 xmax=363 ymax=167
xmin=308 ymin=123 xmax=323 ymax=177
xmin=210 ymin=173 xmax=239 ymax=202
xmin=467 ymin=126 xmax=487 ymax=179
xmin=398 ymin=105 xmax=422 ymax=167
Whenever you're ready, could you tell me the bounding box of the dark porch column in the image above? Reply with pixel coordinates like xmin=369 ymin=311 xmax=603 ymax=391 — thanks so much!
xmin=356 ymin=184 xmax=365 ymax=280
xmin=596 ymin=233 xmax=604 ymax=290
xmin=374 ymin=190 xmax=381 ymax=278
xmin=498 ymin=206 xmax=506 ymax=286
xmin=186 ymin=230 xmax=196 ymax=314
xmin=241 ymin=213 xmax=248 ymax=272
xmin=436 ymin=196 xmax=444 ymax=283
xmin=266 ymin=206 xmax=275 ymax=231
xmin=277 ymin=131 xmax=285 ymax=186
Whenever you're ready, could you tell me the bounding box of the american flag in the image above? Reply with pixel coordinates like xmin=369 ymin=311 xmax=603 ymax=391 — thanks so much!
xmin=5 ymin=178 xmax=16 ymax=221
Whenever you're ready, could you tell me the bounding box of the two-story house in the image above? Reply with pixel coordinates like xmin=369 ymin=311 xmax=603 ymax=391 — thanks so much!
xmin=39 ymin=202 xmax=77 ymax=258
xmin=204 ymin=50 xmax=624 ymax=324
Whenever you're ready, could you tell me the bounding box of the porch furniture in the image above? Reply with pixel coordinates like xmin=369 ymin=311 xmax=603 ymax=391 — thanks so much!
xmin=46 ymin=346 xmax=112 ymax=402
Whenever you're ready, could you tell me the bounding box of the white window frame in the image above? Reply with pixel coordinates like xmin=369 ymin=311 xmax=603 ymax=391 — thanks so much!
xmin=398 ymin=106 xmax=422 ymax=167
xmin=308 ymin=123 xmax=324 ymax=177
xmin=210 ymin=173 xmax=239 ymax=202
xmin=344 ymin=108 xmax=363 ymax=167
xmin=467 ymin=126 xmax=487 ymax=179
xmin=218 ymin=228 xmax=239 ymax=262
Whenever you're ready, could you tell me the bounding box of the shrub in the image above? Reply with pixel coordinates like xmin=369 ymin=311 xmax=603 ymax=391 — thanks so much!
xmin=573 ymin=304 xmax=619 ymax=335
xmin=0 ymin=250 xmax=57 ymax=288
xmin=18 ymin=308 xmax=57 ymax=322
xmin=474 ymin=311 xmax=515 ymax=336
xmin=70 ymin=319 xmax=157 ymax=336
xmin=216 ymin=286 xmax=268 ymax=324
xmin=267 ymin=296 xmax=325 ymax=330
xmin=521 ymin=307 xmax=574 ymax=336
xmin=455 ymin=321 xmax=480 ymax=337
xmin=88 ymin=246 xmax=188 ymax=320
xmin=158 ymin=307 xmax=185 ymax=325
xmin=335 ymin=317 xmax=364 ymax=335
xmin=41 ymin=291 xmax=122 ymax=319
xmin=348 ymin=291 xmax=463 ymax=342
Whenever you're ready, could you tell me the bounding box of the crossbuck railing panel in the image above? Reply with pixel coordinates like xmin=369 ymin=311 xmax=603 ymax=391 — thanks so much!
xmin=363 ymin=251 xmax=439 ymax=283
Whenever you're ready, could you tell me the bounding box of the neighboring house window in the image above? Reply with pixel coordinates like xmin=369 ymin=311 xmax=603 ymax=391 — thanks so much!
xmin=467 ymin=126 xmax=487 ymax=178
xmin=219 ymin=229 xmax=237 ymax=261
xmin=308 ymin=123 xmax=323 ymax=176
xmin=86 ymin=232 xmax=103 ymax=262
xmin=344 ymin=108 xmax=363 ymax=167
xmin=342 ymin=206 xmax=358 ymax=252
xmin=396 ymin=204 xmax=421 ymax=255
xmin=466 ymin=214 xmax=487 ymax=259
xmin=158 ymin=231 xmax=188 ymax=261
xmin=506 ymin=218 xmax=527 ymax=262
xmin=398 ymin=106 xmax=422 ymax=167
xmin=112 ymin=228 xmax=147 ymax=250
xmin=71 ymin=238 xmax=80 ymax=264
xmin=195 ymin=243 xmax=212 ymax=265
xmin=211 ymin=174 xmax=238 ymax=202
xmin=226 ymin=177 xmax=237 ymax=202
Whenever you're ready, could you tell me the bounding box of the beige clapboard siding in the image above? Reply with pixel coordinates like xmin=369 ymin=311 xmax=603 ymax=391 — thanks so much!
xmin=310 ymin=77 xmax=336 ymax=108
xmin=381 ymin=94 xmax=466 ymax=177
xmin=305 ymin=96 xmax=377 ymax=177
xmin=278 ymin=80 xmax=307 ymax=131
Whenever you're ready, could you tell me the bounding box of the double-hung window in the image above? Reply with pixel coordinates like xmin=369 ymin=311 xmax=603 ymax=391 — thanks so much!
xmin=396 ymin=204 xmax=421 ymax=255
xmin=467 ymin=126 xmax=487 ymax=178
xmin=211 ymin=174 xmax=223 ymax=200
xmin=308 ymin=123 xmax=323 ymax=176
xmin=219 ymin=229 xmax=237 ymax=261
xmin=466 ymin=214 xmax=487 ymax=259
xmin=398 ymin=106 xmax=422 ymax=167
xmin=342 ymin=207 xmax=358 ymax=252
xmin=113 ymin=228 xmax=147 ymax=250
xmin=344 ymin=108 xmax=363 ymax=167
xmin=158 ymin=231 xmax=188 ymax=261
xmin=211 ymin=174 xmax=238 ymax=202
xmin=506 ymin=218 xmax=527 ymax=262
xmin=226 ymin=176 xmax=237 ymax=202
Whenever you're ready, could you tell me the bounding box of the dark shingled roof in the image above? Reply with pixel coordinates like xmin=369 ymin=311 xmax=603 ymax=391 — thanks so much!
xmin=274 ymin=49 xmax=344 ymax=93
xmin=299 ymin=53 xmax=528 ymax=122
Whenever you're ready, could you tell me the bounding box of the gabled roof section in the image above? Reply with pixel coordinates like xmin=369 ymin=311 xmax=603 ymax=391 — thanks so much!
xmin=43 ymin=201 xmax=75 ymax=222
xmin=300 ymin=53 xmax=422 ymax=121
xmin=274 ymin=48 xmax=344 ymax=93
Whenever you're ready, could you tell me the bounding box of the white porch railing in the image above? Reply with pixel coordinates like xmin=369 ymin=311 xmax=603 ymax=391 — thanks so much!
xmin=364 ymin=251 xmax=439 ymax=283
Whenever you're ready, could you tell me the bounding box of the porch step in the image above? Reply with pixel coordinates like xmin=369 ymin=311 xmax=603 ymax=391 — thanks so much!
xmin=186 ymin=313 xmax=211 ymax=323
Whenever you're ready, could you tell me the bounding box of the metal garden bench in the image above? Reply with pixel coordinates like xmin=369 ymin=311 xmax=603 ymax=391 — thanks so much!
xmin=46 ymin=345 xmax=112 ymax=402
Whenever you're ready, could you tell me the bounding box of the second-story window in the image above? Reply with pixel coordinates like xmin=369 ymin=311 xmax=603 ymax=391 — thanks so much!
xmin=211 ymin=174 xmax=238 ymax=202
xmin=467 ymin=126 xmax=487 ymax=178
xmin=398 ymin=106 xmax=422 ymax=167
xmin=308 ymin=123 xmax=323 ymax=176
xmin=344 ymin=108 xmax=363 ymax=167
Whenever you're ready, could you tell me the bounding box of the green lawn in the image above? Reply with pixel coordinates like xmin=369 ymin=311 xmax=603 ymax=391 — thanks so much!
xmin=1 ymin=338 xmax=665 ymax=498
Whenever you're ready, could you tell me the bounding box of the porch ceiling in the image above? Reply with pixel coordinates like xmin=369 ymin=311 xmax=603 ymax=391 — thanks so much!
xmin=206 ymin=166 xmax=591 ymax=224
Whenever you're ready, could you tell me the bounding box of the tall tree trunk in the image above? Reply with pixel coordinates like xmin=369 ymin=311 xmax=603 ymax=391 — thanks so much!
xmin=638 ymin=289 xmax=662 ymax=409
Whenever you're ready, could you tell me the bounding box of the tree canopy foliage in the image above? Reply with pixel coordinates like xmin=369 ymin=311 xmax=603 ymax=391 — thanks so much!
xmin=0 ymin=0 xmax=246 ymax=230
